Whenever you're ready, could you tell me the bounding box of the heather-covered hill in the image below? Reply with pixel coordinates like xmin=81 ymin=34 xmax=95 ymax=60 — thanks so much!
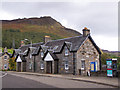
xmin=2 ymin=16 xmax=81 ymax=48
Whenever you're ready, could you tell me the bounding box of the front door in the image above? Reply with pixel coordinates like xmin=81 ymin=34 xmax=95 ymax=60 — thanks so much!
xmin=17 ymin=62 xmax=21 ymax=72
xmin=46 ymin=61 xmax=52 ymax=74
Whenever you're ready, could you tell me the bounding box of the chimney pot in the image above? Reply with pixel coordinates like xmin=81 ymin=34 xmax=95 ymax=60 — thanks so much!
xmin=82 ymin=27 xmax=90 ymax=37
xmin=44 ymin=36 xmax=51 ymax=43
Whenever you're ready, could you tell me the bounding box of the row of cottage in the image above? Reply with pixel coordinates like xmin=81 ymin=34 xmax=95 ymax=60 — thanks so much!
xmin=3 ymin=28 xmax=102 ymax=76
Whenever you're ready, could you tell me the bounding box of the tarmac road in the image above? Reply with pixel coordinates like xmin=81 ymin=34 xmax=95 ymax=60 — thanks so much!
xmin=2 ymin=74 xmax=56 ymax=88
xmin=2 ymin=72 xmax=116 ymax=89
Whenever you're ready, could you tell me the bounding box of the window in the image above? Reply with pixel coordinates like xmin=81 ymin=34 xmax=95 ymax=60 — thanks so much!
xmin=4 ymin=56 xmax=7 ymax=60
xmin=4 ymin=64 xmax=7 ymax=69
xmin=29 ymin=62 xmax=32 ymax=70
xmin=81 ymin=60 xmax=85 ymax=70
xmin=30 ymin=53 xmax=32 ymax=58
xmin=65 ymin=61 xmax=69 ymax=70
xmin=93 ymin=52 xmax=96 ymax=54
xmin=65 ymin=47 xmax=68 ymax=56
xmin=41 ymin=63 xmax=44 ymax=69
xmin=86 ymin=55 xmax=89 ymax=57
xmin=41 ymin=52 xmax=44 ymax=58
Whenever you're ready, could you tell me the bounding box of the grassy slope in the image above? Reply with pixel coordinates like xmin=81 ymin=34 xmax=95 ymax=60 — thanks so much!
xmin=2 ymin=17 xmax=81 ymax=48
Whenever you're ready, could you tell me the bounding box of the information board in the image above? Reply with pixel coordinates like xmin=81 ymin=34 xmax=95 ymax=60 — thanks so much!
xmin=107 ymin=61 xmax=112 ymax=69
xmin=106 ymin=60 xmax=113 ymax=77
xmin=107 ymin=70 xmax=113 ymax=76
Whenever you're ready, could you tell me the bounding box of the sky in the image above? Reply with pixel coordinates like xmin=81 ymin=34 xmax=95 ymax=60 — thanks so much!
xmin=0 ymin=0 xmax=118 ymax=51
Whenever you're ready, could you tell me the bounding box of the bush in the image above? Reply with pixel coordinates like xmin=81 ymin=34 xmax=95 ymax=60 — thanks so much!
xmin=9 ymin=57 xmax=16 ymax=71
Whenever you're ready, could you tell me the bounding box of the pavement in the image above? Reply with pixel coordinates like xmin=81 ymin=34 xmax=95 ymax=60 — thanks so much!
xmin=7 ymin=71 xmax=119 ymax=88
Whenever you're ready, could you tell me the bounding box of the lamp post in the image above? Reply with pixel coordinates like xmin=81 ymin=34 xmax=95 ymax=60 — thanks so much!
xmin=24 ymin=39 xmax=32 ymax=45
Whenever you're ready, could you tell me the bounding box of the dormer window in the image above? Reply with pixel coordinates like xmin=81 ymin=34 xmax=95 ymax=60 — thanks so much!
xmin=4 ymin=56 xmax=7 ymax=60
xmin=30 ymin=53 xmax=32 ymax=58
xmin=41 ymin=51 xmax=44 ymax=58
xmin=65 ymin=47 xmax=68 ymax=56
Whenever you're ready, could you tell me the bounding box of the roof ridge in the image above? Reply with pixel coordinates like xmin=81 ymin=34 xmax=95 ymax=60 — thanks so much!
xmin=46 ymin=35 xmax=83 ymax=43
xmin=19 ymin=42 xmax=43 ymax=48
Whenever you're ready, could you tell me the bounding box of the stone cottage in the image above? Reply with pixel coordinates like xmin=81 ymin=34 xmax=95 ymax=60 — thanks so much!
xmin=14 ymin=28 xmax=101 ymax=75
xmin=0 ymin=48 xmax=12 ymax=70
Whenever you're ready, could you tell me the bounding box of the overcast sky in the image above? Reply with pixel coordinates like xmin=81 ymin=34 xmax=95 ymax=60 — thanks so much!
xmin=0 ymin=0 xmax=118 ymax=51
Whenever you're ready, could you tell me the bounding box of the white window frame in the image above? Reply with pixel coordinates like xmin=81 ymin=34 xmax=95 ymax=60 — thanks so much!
xmin=4 ymin=55 xmax=7 ymax=60
xmin=29 ymin=62 xmax=32 ymax=70
xmin=41 ymin=63 xmax=44 ymax=70
xmin=30 ymin=53 xmax=32 ymax=59
xmin=4 ymin=64 xmax=7 ymax=69
xmin=86 ymin=55 xmax=89 ymax=58
xmin=41 ymin=51 xmax=44 ymax=58
xmin=95 ymin=61 xmax=98 ymax=71
xmin=65 ymin=47 xmax=69 ymax=56
xmin=81 ymin=60 xmax=85 ymax=70
xmin=65 ymin=61 xmax=69 ymax=70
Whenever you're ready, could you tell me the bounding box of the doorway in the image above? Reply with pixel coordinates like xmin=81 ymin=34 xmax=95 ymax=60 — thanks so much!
xmin=46 ymin=61 xmax=52 ymax=74
xmin=17 ymin=62 xmax=21 ymax=72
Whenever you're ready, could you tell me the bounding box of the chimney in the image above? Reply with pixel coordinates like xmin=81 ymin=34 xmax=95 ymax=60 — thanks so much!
xmin=44 ymin=36 xmax=51 ymax=43
xmin=82 ymin=27 xmax=90 ymax=37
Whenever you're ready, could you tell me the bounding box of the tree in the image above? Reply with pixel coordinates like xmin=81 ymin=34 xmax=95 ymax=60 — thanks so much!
xmin=101 ymin=53 xmax=109 ymax=65
xmin=9 ymin=57 xmax=16 ymax=71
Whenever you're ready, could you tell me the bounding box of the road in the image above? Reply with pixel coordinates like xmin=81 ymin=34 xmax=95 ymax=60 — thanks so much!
xmin=2 ymin=72 xmax=115 ymax=88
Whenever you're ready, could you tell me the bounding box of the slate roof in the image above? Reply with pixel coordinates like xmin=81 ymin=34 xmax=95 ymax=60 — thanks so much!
xmin=0 ymin=52 xmax=12 ymax=58
xmin=45 ymin=35 xmax=101 ymax=54
xmin=13 ymin=34 xmax=101 ymax=61
xmin=49 ymin=52 xmax=58 ymax=60
xmin=45 ymin=35 xmax=88 ymax=53
xmin=12 ymin=42 xmax=44 ymax=61
xmin=12 ymin=42 xmax=44 ymax=57
xmin=32 ymin=45 xmax=48 ymax=55
xmin=19 ymin=42 xmax=44 ymax=53
xmin=11 ymin=49 xmax=21 ymax=58
xmin=0 ymin=53 xmax=4 ymax=57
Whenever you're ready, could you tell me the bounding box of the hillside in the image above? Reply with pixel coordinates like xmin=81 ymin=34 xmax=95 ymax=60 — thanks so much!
xmin=102 ymin=49 xmax=120 ymax=57
xmin=2 ymin=16 xmax=81 ymax=48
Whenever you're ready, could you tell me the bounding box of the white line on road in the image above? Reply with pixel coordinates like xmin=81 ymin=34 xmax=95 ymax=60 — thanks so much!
xmin=2 ymin=72 xmax=7 ymax=77
xmin=0 ymin=72 xmax=8 ymax=78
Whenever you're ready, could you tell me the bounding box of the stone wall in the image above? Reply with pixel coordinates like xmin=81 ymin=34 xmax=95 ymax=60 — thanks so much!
xmin=1 ymin=54 xmax=9 ymax=70
xmin=76 ymin=38 xmax=100 ymax=75
xmin=25 ymin=50 xmax=34 ymax=72
xmin=21 ymin=62 xmax=26 ymax=72
xmin=25 ymin=49 xmax=46 ymax=73
xmin=34 ymin=50 xmax=45 ymax=73
xmin=56 ymin=46 xmax=74 ymax=74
